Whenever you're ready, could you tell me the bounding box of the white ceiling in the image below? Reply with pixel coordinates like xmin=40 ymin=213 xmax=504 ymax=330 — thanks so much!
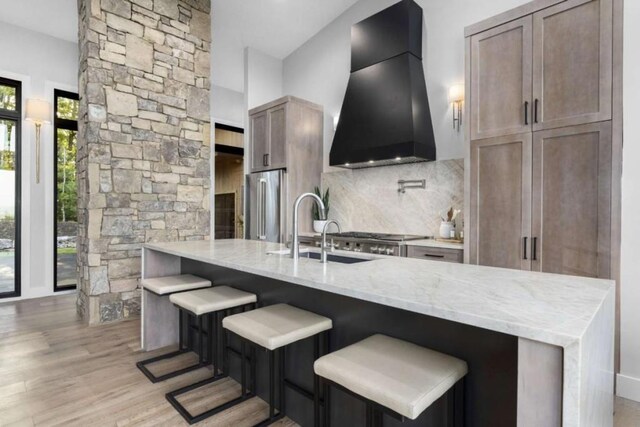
xmin=0 ymin=0 xmax=359 ymax=94
xmin=0 ymin=0 xmax=78 ymax=43
xmin=212 ymin=0 xmax=359 ymax=93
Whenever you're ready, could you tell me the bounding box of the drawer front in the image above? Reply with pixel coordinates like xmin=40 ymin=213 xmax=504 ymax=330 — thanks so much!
xmin=406 ymin=246 xmax=463 ymax=263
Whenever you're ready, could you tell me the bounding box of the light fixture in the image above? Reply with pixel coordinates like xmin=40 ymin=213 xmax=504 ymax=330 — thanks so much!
xmin=395 ymin=157 xmax=401 ymax=161
xmin=448 ymin=84 xmax=464 ymax=132
xmin=345 ymin=163 xmax=350 ymax=167
xmin=368 ymin=160 xmax=374 ymax=164
xmin=25 ymin=99 xmax=52 ymax=184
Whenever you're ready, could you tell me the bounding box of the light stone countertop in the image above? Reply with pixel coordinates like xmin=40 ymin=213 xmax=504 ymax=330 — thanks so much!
xmin=144 ymin=239 xmax=613 ymax=348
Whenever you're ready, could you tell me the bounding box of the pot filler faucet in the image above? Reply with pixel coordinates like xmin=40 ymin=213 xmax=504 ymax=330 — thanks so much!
xmin=321 ymin=220 xmax=341 ymax=263
xmin=291 ymin=193 xmax=326 ymax=260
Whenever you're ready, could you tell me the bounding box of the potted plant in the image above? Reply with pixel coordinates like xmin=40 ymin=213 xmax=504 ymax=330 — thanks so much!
xmin=312 ymin=186 xmax=330 ymax=233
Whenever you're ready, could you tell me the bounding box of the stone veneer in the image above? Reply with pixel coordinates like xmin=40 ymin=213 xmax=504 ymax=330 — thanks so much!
xmin=77 ymin=0 xmax=211 ymax=324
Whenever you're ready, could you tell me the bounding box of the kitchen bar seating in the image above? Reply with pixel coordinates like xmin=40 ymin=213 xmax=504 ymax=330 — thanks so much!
xmin=314 ymin=334 xmax=468 ymax=426
xmin=171 ymin=303 xmax=331 ymax=426
xmin=137 ymin=274 xmax=212 ymax=383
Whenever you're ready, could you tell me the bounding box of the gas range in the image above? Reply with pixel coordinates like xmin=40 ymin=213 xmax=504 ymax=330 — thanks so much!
xmin=305 ymin=231 xmax=429 ymax=256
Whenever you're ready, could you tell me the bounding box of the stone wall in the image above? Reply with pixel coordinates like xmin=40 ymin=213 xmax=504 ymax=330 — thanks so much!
xmin=77 ymin=0 xmax=211 ymax=324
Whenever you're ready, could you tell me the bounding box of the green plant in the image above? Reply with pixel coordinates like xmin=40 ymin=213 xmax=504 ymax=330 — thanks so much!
xmin=312 ymin=186 xmax=329 ymax=220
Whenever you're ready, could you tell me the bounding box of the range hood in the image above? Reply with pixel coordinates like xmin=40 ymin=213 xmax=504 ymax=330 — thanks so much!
xmin=330 ymin=0 xmax=436 ymax=169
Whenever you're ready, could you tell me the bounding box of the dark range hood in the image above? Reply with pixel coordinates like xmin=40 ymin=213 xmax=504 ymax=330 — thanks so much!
xmin=330 ymin=0 xmax=436 ymax=169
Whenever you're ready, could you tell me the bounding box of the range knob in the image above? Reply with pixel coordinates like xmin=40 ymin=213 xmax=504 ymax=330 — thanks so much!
xmin=385 ymin=248 xmax=394 ymax=256
xmin=371 ymin=246 xmax=379 ymax=254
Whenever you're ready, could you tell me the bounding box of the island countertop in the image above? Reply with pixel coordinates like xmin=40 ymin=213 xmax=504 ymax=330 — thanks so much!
xmin=144 ymin=239 xmax=613 ymax=349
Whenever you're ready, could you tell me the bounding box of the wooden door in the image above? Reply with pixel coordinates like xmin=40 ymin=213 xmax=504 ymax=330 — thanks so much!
xmin=267 ymin=104 xmax=287 ymax=170
xmin=531 ymin=122 xmax=611 ymax=278
xmin=469 ymin=133 xmax=532 ymax=270
xmin=532 ymin=0 xmax=612 ymax=131
xmin=250 ymin=111 xmax=268 ymax=172
xmin=470 ymin=16 xmax=533 ymax=140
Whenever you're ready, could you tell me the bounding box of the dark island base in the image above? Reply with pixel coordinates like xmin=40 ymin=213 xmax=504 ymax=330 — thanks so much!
xmin=182 ymin=258 xmax=518 ymax=426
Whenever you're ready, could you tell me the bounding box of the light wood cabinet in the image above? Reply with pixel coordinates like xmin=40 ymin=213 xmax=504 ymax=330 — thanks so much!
xmin=532 ymin=0 xmax=612 ymax=131
xmin=465 ymin=0 xmax=616 ymax=281
xmin=470 ymin=16 xmax=532 ymax=140
xmin=469 ymin=133 xmax=532 ymax=270
xmin=531 ymin=122 xmax=611 ymax=278
xmin=249 ymin=104 xmax=287 ymax=172
xmin=406 ymin=246 xmax=464 ymax=264
xmin=470 ymin=0 xmax=612 ymax=139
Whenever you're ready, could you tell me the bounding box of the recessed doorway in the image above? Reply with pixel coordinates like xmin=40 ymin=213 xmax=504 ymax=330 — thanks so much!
xmin=214 ymin=124 xmax=244 ymax=239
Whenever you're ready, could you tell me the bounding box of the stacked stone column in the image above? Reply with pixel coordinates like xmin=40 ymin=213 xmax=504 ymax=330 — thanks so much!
xmin=77 ymin=0 xmax=211 ymax=324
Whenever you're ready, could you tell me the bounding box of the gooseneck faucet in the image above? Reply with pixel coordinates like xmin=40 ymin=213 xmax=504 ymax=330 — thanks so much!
xmin=291 ymin=193 xmax=327 ymax=260
xmin=321 ymin=220 xmax=341 ymax=263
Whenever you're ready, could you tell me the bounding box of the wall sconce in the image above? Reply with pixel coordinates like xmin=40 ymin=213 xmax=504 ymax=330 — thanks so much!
xmin=25 ymin=99 xmax=52 ymax=184
xmin=448 ymin=84 xmax=464 ymax=132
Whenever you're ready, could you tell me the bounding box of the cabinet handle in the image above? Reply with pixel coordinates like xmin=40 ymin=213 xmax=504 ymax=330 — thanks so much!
xmin=532 ymin=237 xmax=538 ymax=261
xmin=424 ymin=254 xmax=445 ymax=258
xmin=263 ymin=154 xmax=267 ymax=166
xmin=524 ymin=101 xmax=529 ymax=125
xmin=523 ymin=237 xmax=528 ymax=260
xmin=265 ymin=153 xmax=269 ymax=166
xmin=534 ymin=99 xmax=539 ymax=123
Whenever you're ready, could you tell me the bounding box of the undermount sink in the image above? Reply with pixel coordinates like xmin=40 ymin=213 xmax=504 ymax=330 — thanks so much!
xmin=266 ymin=249 xmax=373 ymax=264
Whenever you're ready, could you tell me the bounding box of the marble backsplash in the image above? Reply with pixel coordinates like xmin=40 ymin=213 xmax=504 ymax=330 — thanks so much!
xmin=321 ymin=159 xmax=464 ymax=236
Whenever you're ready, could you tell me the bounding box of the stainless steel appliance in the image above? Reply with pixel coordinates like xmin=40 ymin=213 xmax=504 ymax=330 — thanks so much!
xmin=245 ymin=170 xmax=286 ymax=243
xmin=301 ymin=232 xmax=429 ymax=256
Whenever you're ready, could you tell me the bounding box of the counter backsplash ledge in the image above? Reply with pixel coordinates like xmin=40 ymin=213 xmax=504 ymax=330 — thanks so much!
xmin=321 ymin=159 xmax=464 ymax=236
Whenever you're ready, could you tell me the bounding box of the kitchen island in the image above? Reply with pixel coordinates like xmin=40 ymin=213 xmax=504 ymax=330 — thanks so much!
xmin=141 ymin=239 xmax=614 ymax=426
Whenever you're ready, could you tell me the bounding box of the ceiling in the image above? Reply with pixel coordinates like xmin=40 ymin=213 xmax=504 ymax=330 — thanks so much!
xmin=0 ymin=0 xmax=359 ymax=93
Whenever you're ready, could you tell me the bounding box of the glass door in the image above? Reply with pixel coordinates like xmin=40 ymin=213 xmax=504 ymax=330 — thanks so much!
xmin=0 ymin=77 xmax=21 ymax=298
xmin=53 ymin=90 xmax=79 ymax=291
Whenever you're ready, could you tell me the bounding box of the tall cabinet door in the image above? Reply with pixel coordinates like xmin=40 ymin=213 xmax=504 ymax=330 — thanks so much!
xmin=532 ymin=0 xmax=612 ymax=131
xmin=267 ymin=104 xmax=287 ymax=170
xmin=250 ymin=111 xmax=268 ymax=172
xmin=531 ymin=122 xmax=611 ymax=278
xmin=470 ymin=16 xmax=533 ymax=140
xmin=469 ymin=133 xmax=532 ymax=270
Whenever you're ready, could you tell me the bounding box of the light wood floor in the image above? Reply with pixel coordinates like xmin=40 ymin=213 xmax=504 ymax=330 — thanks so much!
xmin=0 ymin=294 xmax=639 ymax=427
xmin=0 ymin=294 xmax=297 ymax=427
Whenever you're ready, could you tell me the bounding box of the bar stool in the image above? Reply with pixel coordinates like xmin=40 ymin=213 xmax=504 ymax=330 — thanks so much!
xmin=314 ymin=334 xmax=468 ymax=427
xmin=165 ymin=286 xmax=258 ymax=424
xmin=168 ymin=303 xmax=332 ymax=426
xmin=137 ymin=274 xmax=212 ymax=383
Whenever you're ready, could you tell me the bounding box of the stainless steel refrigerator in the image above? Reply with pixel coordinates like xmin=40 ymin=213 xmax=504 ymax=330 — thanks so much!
xmin=245 ymin=170 xmax=287 ymax=243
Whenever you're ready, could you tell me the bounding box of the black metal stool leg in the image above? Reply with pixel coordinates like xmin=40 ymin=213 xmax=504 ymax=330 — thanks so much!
xmin=269 ymin=350 xmax=275 ymax=419
xmin=241 ymin=340 xmax=247 ymax=396
xmin=314 ymin=334 xmax=321 ymax=427
xmin=279 ymin=347 xmax=286 ymax=414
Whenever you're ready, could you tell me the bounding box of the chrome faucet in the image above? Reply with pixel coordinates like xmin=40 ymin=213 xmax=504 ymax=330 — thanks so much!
xmin=321 ymin=220 xmax=341 ymax=263
xmin=291 ymin=193 xmax=326 ymax=260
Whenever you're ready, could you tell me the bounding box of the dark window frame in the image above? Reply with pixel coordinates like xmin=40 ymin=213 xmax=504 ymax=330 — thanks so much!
xmin=0 ymin=76 xmax=22 ymax=299
xmin=53 ymin=89 xmax=79 ymax=292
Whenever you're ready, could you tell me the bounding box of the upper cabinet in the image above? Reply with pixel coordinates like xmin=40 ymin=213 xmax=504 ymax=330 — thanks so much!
xmin=470 ymin=16 xmax=533 ymax=140
xmin=532 ymin=0 xmax=612 ymax=131
xmin=248 ymin=96 xmax=322 ymax=174
xmin=470 ymin=0 xmax=612 ymax=140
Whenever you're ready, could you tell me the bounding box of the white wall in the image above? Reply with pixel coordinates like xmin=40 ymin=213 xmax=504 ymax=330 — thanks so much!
xmin=244 ymin=47 xmax=283 ymax=111
xmin=0 ymin=22 xmax=78 ymax=300
xmin=212 ymin=84 xmax=244 ymax=127
xmin=617 ymin=0 xmax=640 ymax=403
xmin=283 ymin=0 xmax=529 ymax=171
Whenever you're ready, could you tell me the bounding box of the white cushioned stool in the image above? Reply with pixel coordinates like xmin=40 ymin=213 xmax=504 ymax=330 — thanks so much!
xmin=164 ymin=286 xmax=257 ymax=424
xmin=141 ymin=274 xmax=211 ymax=295
xmin=220 ymin=303 xmax=332 ymax=426
xmin=137 ymin=274 xmax=212 ymax=383
xmin=314 ymin=334 xmax=468 ymax=426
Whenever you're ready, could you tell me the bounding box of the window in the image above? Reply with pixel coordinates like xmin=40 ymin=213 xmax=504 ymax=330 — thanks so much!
xmin=53 ymin=90 xmax=79 ymax=292
xmin=0 ymin=77 xmax=21 ymax=298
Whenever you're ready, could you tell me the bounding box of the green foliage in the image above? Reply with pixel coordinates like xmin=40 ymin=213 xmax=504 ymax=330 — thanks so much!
xmin=56 ymin=97 xmax=79 ymax=120
xmin=0 ymin=85 xmax=16 ymax=111
xmin=312 ymin=186 xmax=330 ymax=220
xmin=56 ymin=129 xmax=77 ymax=222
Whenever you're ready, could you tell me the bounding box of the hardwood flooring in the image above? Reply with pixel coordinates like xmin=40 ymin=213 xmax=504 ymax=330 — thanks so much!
xmin=0 ymin=294 xmax=296 ymax=427
xmin=0 ymin=294 xmax=638 ymax=426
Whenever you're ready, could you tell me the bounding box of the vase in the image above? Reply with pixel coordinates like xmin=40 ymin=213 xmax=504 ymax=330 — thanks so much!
xmin=313 ymin=220 xmax=328 ymax=233
xmin=439 ymin=221 xmax=454 ymax=239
